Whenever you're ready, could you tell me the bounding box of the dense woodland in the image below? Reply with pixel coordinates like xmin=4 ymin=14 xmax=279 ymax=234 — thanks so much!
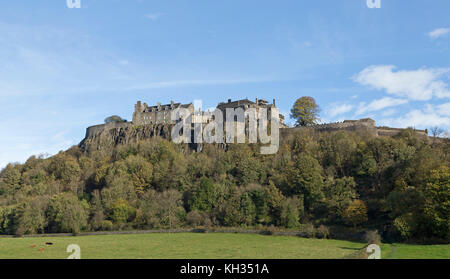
xmin=0 ymin=128 xmax=448 ymax=243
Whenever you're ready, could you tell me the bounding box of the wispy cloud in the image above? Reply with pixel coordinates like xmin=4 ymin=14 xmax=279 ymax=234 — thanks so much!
xmin=428 ymin=28 xmax=450 ymax=39
xmin=380 ymin=104 xmax=450 ymax=129
xmin=122 ymin=78 xmax=275 ymax=91
xmin=0 ymin=21 xmax=281 ymax=98
xmin=356 ymin=97 xmax=408 ymax=115
xmin=327 ymin=103 xmax=353 ymax=118
xmin=353 ymin=65 xmax=450 ymax=101
xmin=436 ymin=102 xmax=450 ymax=117
xmin=0 ymin=22 xmax=133 ymax=97
xmin=145 ymin=13 xmax=164 ymax=21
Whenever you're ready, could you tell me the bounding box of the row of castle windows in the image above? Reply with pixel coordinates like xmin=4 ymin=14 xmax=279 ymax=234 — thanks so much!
xmin=142 ymin=111 xmax=169 ymax=123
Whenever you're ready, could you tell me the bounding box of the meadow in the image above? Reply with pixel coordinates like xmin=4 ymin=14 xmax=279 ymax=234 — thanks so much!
xmin=0 ymin=233 xmax=448 ymax=259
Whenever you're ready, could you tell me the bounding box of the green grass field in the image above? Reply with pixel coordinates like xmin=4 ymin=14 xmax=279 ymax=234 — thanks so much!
xmin=0 ymin=233 xmax=448 ymax=259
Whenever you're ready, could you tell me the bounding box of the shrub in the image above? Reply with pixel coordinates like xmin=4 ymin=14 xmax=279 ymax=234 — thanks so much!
xmin=317 ymin=225 xmax=330 ymax=239
xmin=265 ymin=224 xmax=277 ymax=235
xmin=299 ymin=223 xmax=316 ymax=238
xmin=393 ymin=215 xmax=413 ymax=240
xmin=111 ymin=199 xmax=136 ymax=224
xmin=101 ymin=220 xmax=114 ymax=231
xmin=280 ymin=197 xmax=302 ymax=228
xmin=186 ymin=210 xmax=211 ymax=227
xmin=364 ymin=230 xmax=381 ymax=244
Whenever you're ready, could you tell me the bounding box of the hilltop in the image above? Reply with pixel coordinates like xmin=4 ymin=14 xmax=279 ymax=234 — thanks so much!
xmin=79 ymin=98 xmax=429 ymax=153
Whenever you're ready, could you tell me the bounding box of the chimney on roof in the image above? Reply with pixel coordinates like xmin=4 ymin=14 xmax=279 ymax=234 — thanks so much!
xmin=228 ymin=99 xmax=232 ymax=103
xmin=273 ymin=99 xmax=276 ymax=106
xmin=256 ymin=98 xmax=258 ymax=105
xmin=170 ymin=100 xmax=174 ymax=106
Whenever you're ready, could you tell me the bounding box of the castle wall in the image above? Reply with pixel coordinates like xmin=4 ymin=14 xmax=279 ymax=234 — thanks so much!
xmin=309 ymin=118 xmax=378 ymax=136
xmin=377 ymin=127 xmax=428 ymax=137
xmin=132 ymin=101 xmax=194 ymax=126
xmin=136 ymin=110 xmax=173 ymax=125
xmin=85 ymin=121 xmax=132 ymax=139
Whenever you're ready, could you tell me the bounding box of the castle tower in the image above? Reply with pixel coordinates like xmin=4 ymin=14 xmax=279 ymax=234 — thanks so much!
xmin=132 ymin=101 xmax=146 ymax=124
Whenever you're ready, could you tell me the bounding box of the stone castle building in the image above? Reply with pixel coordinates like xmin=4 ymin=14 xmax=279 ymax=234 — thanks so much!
xmin=132 ymin=100 xmax=195 ymax=125
xmin=216 ymin=98 xmax=286 ymax=126
xmin=132 ymin=98 xmax=286 ymax=127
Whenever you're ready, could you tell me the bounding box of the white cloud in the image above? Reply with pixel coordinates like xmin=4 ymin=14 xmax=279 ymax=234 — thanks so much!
xmin=381 ymin=108 xmax=396 ymax=117
xmin=436 ymin=102 xmax=450 ymax=117
xmin=327 ymin=103 xmax=353 ymax=117
xmin=356 ymin=97 xmax=408 ymax=115
xmin=428 ymin=28 xmax=450 ymax=39
xmin=380 ymin=103 xmax=450 ymax=129
xmin=353 ymin=65 xmax=450 ymax=101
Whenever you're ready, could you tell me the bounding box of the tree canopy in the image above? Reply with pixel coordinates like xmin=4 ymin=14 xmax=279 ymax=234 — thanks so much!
xmin=105 ymin=115 xmax=127 ymax=124
xmin=0 ymin=127 xmax=448 ymax=243
xmin=290 ymin=97 xmax=320 ymax=127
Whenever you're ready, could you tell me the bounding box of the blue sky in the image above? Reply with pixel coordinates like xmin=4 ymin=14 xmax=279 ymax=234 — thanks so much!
xmin=1 ymin=0 xmax=449 ymax=168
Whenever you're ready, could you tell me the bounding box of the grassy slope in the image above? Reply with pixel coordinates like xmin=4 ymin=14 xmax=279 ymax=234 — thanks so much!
xmin=0 ymin=233 xmax=448 ymax=259
xmin=386 ymin=243 xmax=450 ymax=259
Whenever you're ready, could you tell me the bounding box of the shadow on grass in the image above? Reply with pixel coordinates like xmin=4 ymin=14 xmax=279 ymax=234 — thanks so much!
xmin=338 ymin=247 xmax=361 ymax=251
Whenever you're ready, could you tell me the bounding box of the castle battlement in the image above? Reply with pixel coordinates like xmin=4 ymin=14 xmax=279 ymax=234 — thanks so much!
xmin=132 ymin=100 xmax=195 ymax=125
xmin=312 ymin=118 xmax=376 ymax=130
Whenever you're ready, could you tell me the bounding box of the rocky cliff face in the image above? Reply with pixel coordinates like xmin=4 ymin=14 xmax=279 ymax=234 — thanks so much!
xmin=79 ymin=122 xmax=174 ymax=152
xmin=79 ymin=118 xmax=429 ymax=153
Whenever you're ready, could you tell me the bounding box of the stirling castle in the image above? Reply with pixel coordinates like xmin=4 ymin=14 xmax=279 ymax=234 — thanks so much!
xmin=79 ymin=98 xmax=428 ymax=152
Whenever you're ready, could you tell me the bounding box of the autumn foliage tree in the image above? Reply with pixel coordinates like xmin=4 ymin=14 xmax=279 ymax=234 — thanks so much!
xmin=342 ymin=200 xmax=368 ymax=228
xmin=0 ymin=121 xmax=448 ymax=243
xmin=290 ymin=96 xmax=320 ymax=127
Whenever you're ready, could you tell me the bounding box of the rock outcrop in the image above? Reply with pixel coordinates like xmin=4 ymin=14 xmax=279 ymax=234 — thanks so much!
xmin=79 ymin=122 xmax=174 ymax=152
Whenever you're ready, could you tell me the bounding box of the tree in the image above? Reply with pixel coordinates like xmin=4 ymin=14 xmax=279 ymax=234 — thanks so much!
xmin=430 ymin=126 xmax=444 ymax=145
xmin=264 ymin=182 xmax=285 ymax=225
xmin=190 ymin=177 xmax=219 ymax=212
xmin=430 ymin=126 xmax=443 ymax=138
xmin=421 ymin=166 xmax=450 ymax=239
xmin=47 ymin=154 xmax=82 ymax=193
xmin=0 ymin=206 xmax=15 ymax=235
xmin=47 ymin=193 xmax=89 ymax=234
xmin=342 ymin=200 xmax=368 ymax=227
xmin=111 ymin=199 xmax=136 ymax=225
xmin=290 ymin=97 xmax=319 ymax=127
xmin=286 ymin=154 xmax=324 ymax=212
xmin=323 ymin=177 xmax=358 ymax=222
xmin=89 ymin=190 xmax=104 ymax=231
xmin=0 ymin=164 xmax=22 ymax=196
xmin=123 ymin=155 xmax=153 ymax=195
xmin=157 ymin=190 xmax=186 ymax=229
xmin=105 ymin=115 xmax=126 ymax=124
xmin=280 ymin=197 xmax=302 ymax=228
xmin=136 ymin=189 xmax=185 ymax=229
xmin=14 ymin=197 xmax=49 ymax=235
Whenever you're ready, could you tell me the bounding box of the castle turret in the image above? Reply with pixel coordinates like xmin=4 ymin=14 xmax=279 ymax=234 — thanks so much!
xmin=133 ymin=101 xmax=145 ymax=123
